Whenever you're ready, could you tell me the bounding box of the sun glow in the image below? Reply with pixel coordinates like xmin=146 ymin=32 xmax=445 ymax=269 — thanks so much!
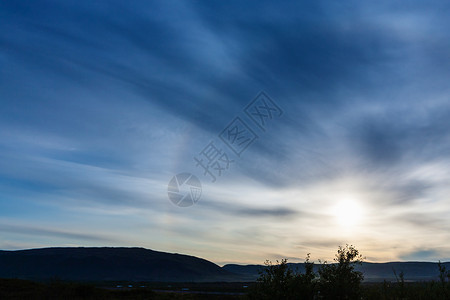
xmin=332 ymin=199 xmax=364 ymax=227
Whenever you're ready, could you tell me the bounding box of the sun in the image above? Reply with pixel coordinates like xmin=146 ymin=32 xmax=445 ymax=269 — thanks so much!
xmin=332 ymin=199 xmax=364 ymax=227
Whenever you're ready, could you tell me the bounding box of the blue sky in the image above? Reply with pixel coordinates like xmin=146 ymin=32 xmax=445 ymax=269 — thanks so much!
xmin=1 ymin=0 xmax=450 ymax=265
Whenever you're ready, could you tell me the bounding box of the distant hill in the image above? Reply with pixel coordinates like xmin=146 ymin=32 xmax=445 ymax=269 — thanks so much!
xmin=223 ymin=261 xmax=450 ymax=282
xmin=0 ymin=247 xmax=240 ymax=282
xmin=0 ymin=247 xmax=448 ymax=282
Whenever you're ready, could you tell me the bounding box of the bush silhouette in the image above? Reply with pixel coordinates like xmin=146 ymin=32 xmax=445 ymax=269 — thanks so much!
xmin=318 ymin=244 xmax=364 ymax=299
xmin=291 ymin=253 xmax=316 ymax=299
xmin=250 ymin=245 xmax=365 ymax=299
xmin=438 ymin=261 xmax=450 ymax=299
xmin=249 ymin=254 xmax=316 ymax=300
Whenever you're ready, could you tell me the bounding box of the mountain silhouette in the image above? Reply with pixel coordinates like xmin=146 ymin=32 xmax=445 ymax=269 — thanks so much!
xmin=0 ymin=247 xmax=239 ymax=282
xmin=0 ymin=247 xmax=448 ymax=282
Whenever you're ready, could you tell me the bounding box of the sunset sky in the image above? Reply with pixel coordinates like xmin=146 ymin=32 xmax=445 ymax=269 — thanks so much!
xmin=1 ymin=0 xmax=450 ymax=265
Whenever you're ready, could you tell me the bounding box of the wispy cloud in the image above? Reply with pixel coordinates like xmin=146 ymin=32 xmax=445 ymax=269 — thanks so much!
xmin=0 ymin=0 xmax=449 ymax=263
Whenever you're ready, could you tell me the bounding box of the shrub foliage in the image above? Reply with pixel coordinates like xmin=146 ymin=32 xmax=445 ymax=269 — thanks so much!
xmin=249 ymin=245 xmax=450 ymax=300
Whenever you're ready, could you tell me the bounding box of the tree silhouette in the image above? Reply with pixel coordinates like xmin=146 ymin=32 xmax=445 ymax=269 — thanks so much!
xmin=250 ymin=245 xmax=365 ymax=299
xmin=249 ymin=255 xmax=316 ymax=300
xmin=318 ymin=244 xmax=364 ymax=299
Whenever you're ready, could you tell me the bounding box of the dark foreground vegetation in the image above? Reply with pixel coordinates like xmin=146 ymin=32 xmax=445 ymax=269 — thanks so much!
xmin=1 ymin=277 xmax=450 ymax=299
xmin=249 ymin=245 xmax=450 ymax=300
xmin=1 ymin=245 xmax=449 ymax=299
xmin=0 ymin=279 xmax=247 ymax=299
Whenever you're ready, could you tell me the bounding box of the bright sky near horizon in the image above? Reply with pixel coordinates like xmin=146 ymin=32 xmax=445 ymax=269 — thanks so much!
xmin=1 ymin=0 xmax=450 ymax=265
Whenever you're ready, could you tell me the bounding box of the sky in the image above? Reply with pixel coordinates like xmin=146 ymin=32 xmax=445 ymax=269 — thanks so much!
xmin=1 ymin=0 xmax=450 ymax=265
